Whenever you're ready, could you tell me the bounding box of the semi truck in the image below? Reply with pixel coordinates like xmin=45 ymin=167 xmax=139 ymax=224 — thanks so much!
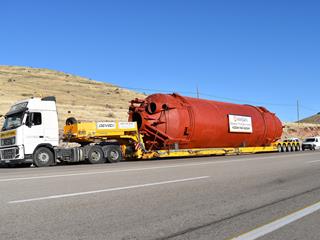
xmin=0 ymin=95 xmax=283 ymax=167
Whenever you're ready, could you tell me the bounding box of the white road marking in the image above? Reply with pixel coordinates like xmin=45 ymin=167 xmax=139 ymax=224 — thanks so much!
xmin=8 ymin=176 xmax=209 ymax=204
xmin=307 ymin=159 xmax=320 ymax=164
xmin=231 ymin=200 xmax=320 ymax=240
xmin=0 ymin=152 xmax=317 ymax=182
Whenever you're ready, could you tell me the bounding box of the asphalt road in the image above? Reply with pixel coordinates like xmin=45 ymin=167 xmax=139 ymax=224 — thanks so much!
xmin=1 ymin=151 xmax=320 ymax=240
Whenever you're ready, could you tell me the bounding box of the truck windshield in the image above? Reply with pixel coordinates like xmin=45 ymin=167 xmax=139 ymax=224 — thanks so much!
xmin=2 ymin=112 xmax=25 ymax=131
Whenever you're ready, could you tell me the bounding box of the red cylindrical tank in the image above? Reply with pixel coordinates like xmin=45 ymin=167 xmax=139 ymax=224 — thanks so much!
xmin=129 ymin=93 xmax=283 ymax=150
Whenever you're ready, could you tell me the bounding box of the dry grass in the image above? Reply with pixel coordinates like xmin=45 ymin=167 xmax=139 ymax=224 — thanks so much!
xmin=0 ymin=65 xmax=145 ymax=127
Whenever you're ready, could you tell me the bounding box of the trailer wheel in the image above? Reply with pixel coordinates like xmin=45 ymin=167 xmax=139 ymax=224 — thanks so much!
xmin=33 ymin=147 xmax=54 ymax=167
xmin=106 ymin=146 xmax=122 ymax=163
xmin=88 ymin=146 xmax=105 ymax=164
xmin=277 ymin=144 xmax=283 ymax=153
xmin=286 ymin=144 xmax=291 ymax=152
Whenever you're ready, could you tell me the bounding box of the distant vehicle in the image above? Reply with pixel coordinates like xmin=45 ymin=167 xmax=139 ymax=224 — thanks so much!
xmin=302 ymin=137 xmax=320 ymax=151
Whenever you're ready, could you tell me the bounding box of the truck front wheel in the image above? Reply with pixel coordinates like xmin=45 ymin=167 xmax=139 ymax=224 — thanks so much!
xmin=33 ymin=147 xmax=54 ymax=167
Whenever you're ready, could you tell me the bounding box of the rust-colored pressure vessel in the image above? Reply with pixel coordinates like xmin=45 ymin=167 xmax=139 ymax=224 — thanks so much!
xmin=129 ymin=93 xmax=283 ymax=150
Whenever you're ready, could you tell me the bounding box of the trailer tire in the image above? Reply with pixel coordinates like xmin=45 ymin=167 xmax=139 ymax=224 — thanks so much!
xmin=88 ymin=146 xmax=105 ymax=164
xmin=106 ymin=146 xmax=122 ymax=163
xmin=277 ymin=144 xmax=283 ymax=153
xmin=33 ymin=147 xmax=54 ymax=167
xmin=286 ymin=144 xmax=291 ymax=152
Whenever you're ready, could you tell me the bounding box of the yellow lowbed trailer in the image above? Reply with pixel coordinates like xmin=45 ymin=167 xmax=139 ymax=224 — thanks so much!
xmin=63 ymin=120 xmax=278 ymax=161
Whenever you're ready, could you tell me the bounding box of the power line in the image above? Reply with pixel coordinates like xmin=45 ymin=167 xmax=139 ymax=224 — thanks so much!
xmin=300 ymin=105 xmax=319 ymax=113
xmin=119 ymin=85 xmax=296 ymax=107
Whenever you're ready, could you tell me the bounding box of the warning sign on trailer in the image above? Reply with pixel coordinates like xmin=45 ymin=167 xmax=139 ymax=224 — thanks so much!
xmin=118 ymin=122 xmax=136 ymax=129
xmin=228 ymin=115 xmax=253 ymax=133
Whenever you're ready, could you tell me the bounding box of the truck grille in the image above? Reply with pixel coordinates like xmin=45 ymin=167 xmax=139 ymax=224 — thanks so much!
xmin=0 ymin=148 xmax=17 ymax=160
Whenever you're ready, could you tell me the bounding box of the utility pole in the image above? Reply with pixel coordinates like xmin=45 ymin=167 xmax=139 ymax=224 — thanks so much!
xmin=297 ymin=100 xmax=300 ymax=125
xmin=196 ymin=85 xmax=199 ymax=99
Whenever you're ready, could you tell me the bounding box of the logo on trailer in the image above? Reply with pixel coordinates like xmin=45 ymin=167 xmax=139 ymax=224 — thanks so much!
xmin=96 ymin=122 xmax=116 ymax=129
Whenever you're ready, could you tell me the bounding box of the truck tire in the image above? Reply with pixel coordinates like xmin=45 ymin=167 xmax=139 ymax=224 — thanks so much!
xmin=88 ymin=146 xmax=105 ymax=164
xmin=33 ymin=147 xmax=54 ymax=167
xmin=106 ymin=146 xmax=122 ymax=163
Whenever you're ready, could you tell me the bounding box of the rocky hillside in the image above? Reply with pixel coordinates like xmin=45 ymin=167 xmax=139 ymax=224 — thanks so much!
xmin=0 ymin=66 xmax=145 ymax=127
xmin=282 ymin=122 xmax=320 ymax=139
xmin=282 ymin=112 xmax=320 ymax=139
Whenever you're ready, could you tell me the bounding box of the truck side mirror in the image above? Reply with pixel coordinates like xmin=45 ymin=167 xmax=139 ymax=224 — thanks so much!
xmin=25 ymin=113 xmax=33 ymax=128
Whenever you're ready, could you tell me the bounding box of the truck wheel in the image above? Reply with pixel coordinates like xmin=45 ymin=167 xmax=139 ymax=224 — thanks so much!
xmin=88 ymin=146 xmax=105 ymax=164
xmin=106 ymin=146 xmax=122 ymax=163
xmin=33 ymin=147 xmax=54 ymax=167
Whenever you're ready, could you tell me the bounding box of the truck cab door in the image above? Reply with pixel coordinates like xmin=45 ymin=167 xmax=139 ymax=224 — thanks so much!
xmin=23 ymin=112 xmax=45 ymax=154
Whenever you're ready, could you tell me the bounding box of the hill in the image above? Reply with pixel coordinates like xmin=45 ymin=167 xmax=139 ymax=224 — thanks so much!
xmin=299 ymin=113 xmax=320 ymax=124
xmin=0 ymin=65 xmax=145 ymax=127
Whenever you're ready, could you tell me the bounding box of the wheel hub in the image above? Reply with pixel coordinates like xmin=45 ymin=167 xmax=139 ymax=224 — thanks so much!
xmin=91 ymin=151 xmax=101 ymax=161
xmin=38 ymin=152 xmax=49 ymax=163
xmin=110 ymin=150 xmax=119 ymax=160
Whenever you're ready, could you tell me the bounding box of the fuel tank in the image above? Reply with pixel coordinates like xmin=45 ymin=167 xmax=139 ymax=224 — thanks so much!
xmin=129 ymin=93 xmax=283 ymax=150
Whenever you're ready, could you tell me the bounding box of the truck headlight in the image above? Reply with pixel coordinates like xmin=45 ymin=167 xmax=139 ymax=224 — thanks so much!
xmin=1 ymin=137 xmax=15 ymax=146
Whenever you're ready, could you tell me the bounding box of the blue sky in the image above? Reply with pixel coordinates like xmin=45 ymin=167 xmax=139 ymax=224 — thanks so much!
xmin=1 ymin=0 xmax=319 ymax=121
